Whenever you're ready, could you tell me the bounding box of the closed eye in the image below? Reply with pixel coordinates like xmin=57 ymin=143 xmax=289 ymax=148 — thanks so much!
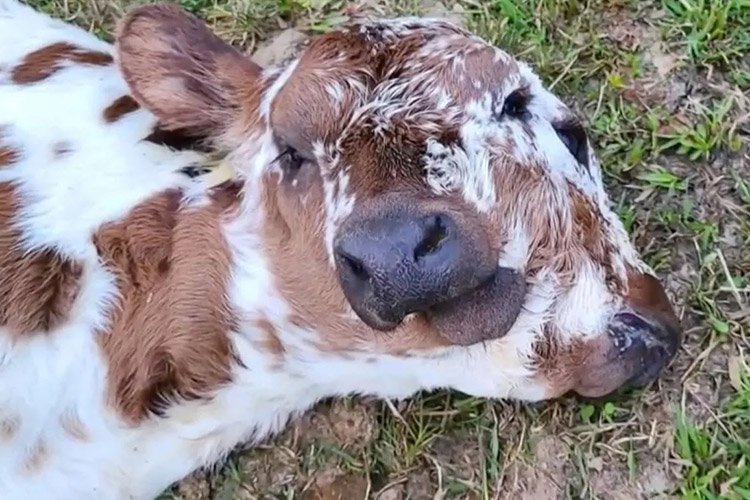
xmin=553 ymin=118 xmax=589 ymax=169
xmin=273 ymin=146 xmax=305 ymax=175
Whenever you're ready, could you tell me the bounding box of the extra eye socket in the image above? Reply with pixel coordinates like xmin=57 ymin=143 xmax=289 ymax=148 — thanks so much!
xmin=501 ymin=89 xmax=532 ymax=121
xmin=553 ymin=119 xmax=589 ymax=169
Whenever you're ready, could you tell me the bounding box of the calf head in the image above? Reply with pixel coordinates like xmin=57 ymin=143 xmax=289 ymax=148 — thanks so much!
xmin=116 ymin=5 xmax=681 ymax=400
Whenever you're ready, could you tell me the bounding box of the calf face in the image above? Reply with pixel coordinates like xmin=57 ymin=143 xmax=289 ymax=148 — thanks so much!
xmin=116 ymin=5 xmax=681 ymax=401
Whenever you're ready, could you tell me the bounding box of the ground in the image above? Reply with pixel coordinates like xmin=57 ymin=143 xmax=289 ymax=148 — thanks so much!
xmin=23 ymin=0 xmax=750 ymax=498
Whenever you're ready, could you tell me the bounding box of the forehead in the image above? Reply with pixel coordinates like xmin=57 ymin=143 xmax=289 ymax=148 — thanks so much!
xmin=268 ymin=18 xmax=601 ymax=200
xmin=269 ymin=19 xmax=524 ymax=144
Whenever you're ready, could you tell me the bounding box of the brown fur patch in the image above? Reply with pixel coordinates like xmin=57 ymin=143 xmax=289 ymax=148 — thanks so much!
xmin=94 ymin=187 xmax=238 ymax=423
xmin=0 ymin=416 xmax=19 ymax=442
xmin=0 ymin=143 xmax=20 ymax=166
xmin=59 ymin=411 xmax=89 ymax=442
xmin=254 ymin=318 xmax=285 ymax=357
xmin=22 ymin=440 xmax=48 ymax=474
xmin=568 ymin=183 xmax=622 ymax=291
xmin=490 ymin=162 xmax=622 ymax=289
xmin=0 ymin=183 xmax=83 ymax=337
xmin=103 ymin=95 xmax=140 ymax=123
xmin=11 ymin=42 xmax=112 ymax=84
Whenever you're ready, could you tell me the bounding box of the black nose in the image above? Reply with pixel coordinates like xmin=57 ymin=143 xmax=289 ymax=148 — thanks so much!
xmin=334 ymin=212 xmax=492 ymax=331
xmin=611 ymin=311 xmax=681 ymax=389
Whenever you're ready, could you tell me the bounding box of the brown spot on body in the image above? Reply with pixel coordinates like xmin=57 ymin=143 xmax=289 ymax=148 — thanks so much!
xmin=1 ymin=416 xmax=19 ymax=442
xmin=0 ymin=144 xmax=20 ymax=166
xmin=254 ymin=318 xmax=285 ymax=357
xmin=103 ymin=95 xmax=140 ymax=123
xmin=59 ymin=411 xmax=89 ymax=442
xmin=95 ymin=186 xmax=238 ymax=423
xmin=23 ymin=441 xmax=48 ymax=474
xmin=12 ymin=42 xmax=112 ymax=84
xmin=0 ymin=183 xmax=83 ymax=337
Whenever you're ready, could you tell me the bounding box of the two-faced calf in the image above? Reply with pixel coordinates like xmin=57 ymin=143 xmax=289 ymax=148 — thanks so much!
xmin=0 ymin=1 xmax=681 ymax=499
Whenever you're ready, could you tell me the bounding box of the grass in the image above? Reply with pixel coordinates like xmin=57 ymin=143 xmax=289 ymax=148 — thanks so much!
xmin=676 ymin=367 xmax=750 ymax=500
xmin=22 ymin=0 xmax=750 ymax=498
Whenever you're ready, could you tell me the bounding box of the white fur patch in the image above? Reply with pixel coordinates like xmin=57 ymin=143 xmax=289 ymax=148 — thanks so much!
xmin=322 ymin=168 xmax=356 ymax=263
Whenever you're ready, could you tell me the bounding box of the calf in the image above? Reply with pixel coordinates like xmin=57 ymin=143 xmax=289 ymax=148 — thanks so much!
xmin=0 ymin=1 xmax=681 ymax=499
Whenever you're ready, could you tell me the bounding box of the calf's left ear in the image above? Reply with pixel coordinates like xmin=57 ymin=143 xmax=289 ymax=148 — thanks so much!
xmin=115 ymin=3 xmax=262 ymax=136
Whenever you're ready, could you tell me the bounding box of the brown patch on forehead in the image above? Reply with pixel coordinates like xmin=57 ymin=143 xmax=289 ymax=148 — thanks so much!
xmin=95 ymin=188 xmax=237 ymax=423
xmin=271 ymin=30 xmax=374 ymax=154
xmin=11 ymin=42 xmax=113 ymax=84
xmin=272 ymin=22 xmax=517 ymax=198
xmin=0 ymin=183 xmax=83 ymax=337
xmin=396 ymin=33 xmax=518 ymax=106
xmin=339 ymin=118 xmax=460 ymax=199
xmin=103 ymin=95 xmax=140 ymax=123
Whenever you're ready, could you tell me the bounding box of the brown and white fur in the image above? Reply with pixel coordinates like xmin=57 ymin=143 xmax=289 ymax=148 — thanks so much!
xmin=0 ymin=2 xmax=681 ymax=499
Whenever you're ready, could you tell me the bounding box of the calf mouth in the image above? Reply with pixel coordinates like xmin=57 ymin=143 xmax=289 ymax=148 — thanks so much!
xmin=425 ymin=267 xmax=527 ymax=346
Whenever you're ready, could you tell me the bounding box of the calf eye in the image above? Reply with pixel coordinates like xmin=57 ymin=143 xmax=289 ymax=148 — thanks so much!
xmin=277 ymin=147 xmax=304 ymax=174
xmin=553 ymin=119 xmax=589 ymax=169
xmin=501 ymin=89 xmax=532 ymax=121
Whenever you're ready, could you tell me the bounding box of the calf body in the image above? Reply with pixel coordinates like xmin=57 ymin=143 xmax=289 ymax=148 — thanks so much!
xmin=0 ymin=2 xmax=681 ymax=499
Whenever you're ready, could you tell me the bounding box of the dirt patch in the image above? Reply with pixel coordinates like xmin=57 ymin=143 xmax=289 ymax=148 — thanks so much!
xmin=293 ymin=398 xmax=378 ymax=451
xmin=302 ymin=470 xmax=370 ymax=500
xmin=497 ymin=435 xmax=568 ymax=500
xmin=589 ymin=456 xmax=677 ymax=500
xmin=175 ymin=470 xmax=212 ymax=500
xmin=249 ymin=28 xmax=307 ymax=67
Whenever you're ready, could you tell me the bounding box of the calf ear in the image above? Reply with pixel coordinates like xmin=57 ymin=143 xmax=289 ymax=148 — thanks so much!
xmin=115 ymin=3 xmax=262 ymax=135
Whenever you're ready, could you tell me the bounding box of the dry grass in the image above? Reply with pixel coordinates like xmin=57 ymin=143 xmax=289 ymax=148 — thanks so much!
xmin=23 ymin=0 xmax=750 ymax=498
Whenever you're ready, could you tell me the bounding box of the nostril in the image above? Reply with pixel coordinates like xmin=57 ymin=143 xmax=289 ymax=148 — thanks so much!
xmin=339 ymin=251 xmax=370 ymax=282
xmin=616 ymin=312 xmax=652 ymax=332
xmin=414 ymin=215 xmax=447 ymax=262
xmin=650 ymin=345 xmax=668 ymax=364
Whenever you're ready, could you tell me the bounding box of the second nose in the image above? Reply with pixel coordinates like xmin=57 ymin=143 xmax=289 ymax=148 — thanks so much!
xmin=333 ymin=212 xmax=490 ymax=331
